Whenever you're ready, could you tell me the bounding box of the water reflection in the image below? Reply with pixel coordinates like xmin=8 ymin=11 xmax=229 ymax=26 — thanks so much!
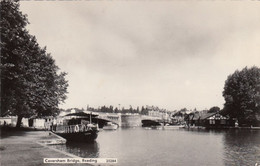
xmin=51 ymin=141 xmax=100 ymax=158
xmin=222 ymin=130 xmax=260 ymax=166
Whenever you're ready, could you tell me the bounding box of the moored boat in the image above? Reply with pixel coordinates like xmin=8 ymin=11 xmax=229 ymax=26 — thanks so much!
xmin=141 ymin=119 xmax=161 ymax=127
xmin=54 ymin=123 xmax=99 ymax=142
xmin=53 ymin=112 xmax=99 ymax=142
xmin=163 ymin=123 xmax=184 ymax=130
xmin=103 ymin=122 xmax=118 ymax=130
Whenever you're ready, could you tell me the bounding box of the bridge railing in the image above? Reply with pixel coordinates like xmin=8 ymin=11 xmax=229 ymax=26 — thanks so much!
xmin=55 ymin=124 xmax=98 ymax=133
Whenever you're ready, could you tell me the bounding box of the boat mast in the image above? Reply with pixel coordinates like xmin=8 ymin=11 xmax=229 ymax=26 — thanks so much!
xmin=90 ymin=112 xmax=92 ymax=124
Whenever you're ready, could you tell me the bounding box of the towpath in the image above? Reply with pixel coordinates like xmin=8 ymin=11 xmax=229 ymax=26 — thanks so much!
xmin=0 ymin=130 xmax=93 ymax=166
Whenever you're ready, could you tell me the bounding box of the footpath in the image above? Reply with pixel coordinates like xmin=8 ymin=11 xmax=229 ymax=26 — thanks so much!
xmin=0 ymin=129 xmax=92 ymax=166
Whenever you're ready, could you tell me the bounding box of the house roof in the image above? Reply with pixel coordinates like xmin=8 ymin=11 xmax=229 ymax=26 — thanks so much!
xmin=200 ymin=112 xmax=229 ymax=120
xmin=200 ymin=112 xmax=217 ymax=120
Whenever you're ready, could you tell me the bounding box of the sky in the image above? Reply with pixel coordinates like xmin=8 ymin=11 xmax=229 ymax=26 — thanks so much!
xmin=19 ymin=1 xmax=260 ymax=111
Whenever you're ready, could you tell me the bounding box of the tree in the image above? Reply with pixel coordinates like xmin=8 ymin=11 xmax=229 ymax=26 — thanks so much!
xmin=100 ymin=106 xmax=106 ymax=112
xmin=208 ymin=106 xmax=220 ymax=113
xmin=136 ymin=106 xmax=140 ymax=113
xmin=109 ymin=105 xmax=113 ymax=113
xmin=1 ymin=0 xmax=68 ymax=127
xmin=129 ymin=105 xmax=133 ymax=113
xmin=140 ymin=106 xmax=148 ymax=115
xmin=223 ymin=66 xmax=260 ymax=126
xmin=114 ymin=107 xmax=119 ymax=113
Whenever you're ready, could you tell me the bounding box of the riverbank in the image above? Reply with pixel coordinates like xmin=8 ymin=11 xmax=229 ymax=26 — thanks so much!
xmin=184 ymin=125 xmax=260 ymax=130
xmin=0 ymin=129 xmax=91 ymax=166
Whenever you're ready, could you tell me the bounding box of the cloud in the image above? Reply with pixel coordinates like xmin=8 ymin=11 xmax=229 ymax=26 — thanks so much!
xmin=20 ymin=1 xmax=260 ymax=110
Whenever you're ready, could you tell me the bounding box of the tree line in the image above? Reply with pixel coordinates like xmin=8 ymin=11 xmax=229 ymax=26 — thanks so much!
xmin=78 ymin=106 xmax=150 ymax=115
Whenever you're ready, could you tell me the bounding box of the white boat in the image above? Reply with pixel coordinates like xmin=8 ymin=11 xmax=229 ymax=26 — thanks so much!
xmin=103 ymin=122 xmax=118 ymax=130
xmin=163 ymin=124 xmax=184 ymax=130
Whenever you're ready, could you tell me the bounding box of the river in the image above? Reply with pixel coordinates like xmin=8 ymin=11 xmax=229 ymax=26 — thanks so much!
xmin=51 ymin=127 xmax=260 ymax=166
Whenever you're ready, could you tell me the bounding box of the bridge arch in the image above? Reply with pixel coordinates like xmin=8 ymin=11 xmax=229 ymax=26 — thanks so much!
xmin=92 ymin=117 xmax=119 ymax=128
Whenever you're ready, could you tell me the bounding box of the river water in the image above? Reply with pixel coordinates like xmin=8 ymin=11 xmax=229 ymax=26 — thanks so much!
xmin=51 ymin=128 xmax=260 ymax=166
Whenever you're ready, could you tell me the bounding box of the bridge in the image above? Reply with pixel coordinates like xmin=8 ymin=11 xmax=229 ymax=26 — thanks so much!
xmin=96 ymin=113 xmax=121 ymax=127
xmin=95 ymin=113 xmax=164 ymax=127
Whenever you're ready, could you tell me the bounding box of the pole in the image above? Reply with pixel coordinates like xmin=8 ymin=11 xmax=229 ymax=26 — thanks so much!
xmin=90 ymin=112 xmax=92 ymax=124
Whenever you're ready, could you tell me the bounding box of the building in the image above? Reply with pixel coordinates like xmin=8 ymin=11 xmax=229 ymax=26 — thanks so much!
xmin=200 ymin=112 xmax=236 ymax=128
xmin=186 ymin=112 xmax=236 ymax=128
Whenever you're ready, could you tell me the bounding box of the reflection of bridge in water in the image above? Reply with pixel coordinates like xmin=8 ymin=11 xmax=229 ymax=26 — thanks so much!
xmin=94 ymin=113 xmax=163 ymax=127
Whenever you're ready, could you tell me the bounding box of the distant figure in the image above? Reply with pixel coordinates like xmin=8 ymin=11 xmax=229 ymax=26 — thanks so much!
xmin=53 ymin=119 xmax=57 ymax=131
xmin=235 ymin=121 xmax=239 ymax=127
xmin=4 ymin=121 xmax=6 ymax=126
xmin=51 ymin=122 xmax=54 ymax=131
xmin=44 ymin=121 xmax=48 ymax=131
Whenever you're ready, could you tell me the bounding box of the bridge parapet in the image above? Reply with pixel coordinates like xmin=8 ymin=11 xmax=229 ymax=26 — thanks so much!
xmin=141 ymin=115 xmax=162 ymax=121
xmin=97 ymin=113 xmax=121 ymax=126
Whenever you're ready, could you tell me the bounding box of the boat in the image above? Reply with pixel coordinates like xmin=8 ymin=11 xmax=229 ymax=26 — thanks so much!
xmin=251 ymin=126 xmax=260 ymax=130
xmin=163 ymin=123 xmax=184 ymax=130
xmin=52 ymin=112 xmax=99 ymax=142
xmin=151 ymin=125 xmax=163 ymax=130
xmin=103 ymin=122 xmax=118 ymax=130
xmin=141 ymin=119 xmax=162 ymax=127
